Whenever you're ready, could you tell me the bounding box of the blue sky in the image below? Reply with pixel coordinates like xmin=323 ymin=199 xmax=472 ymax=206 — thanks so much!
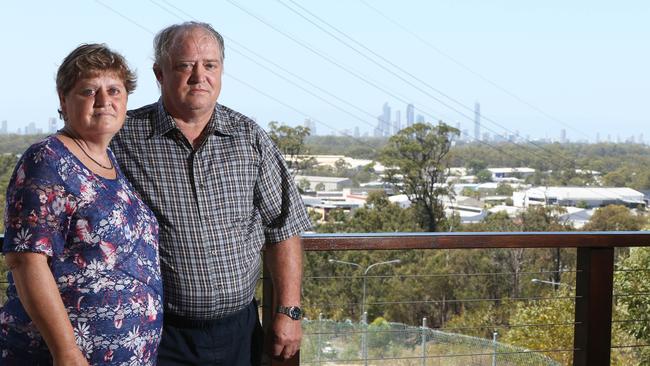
xmin=1 ymin=1 xmax=648 ymax=142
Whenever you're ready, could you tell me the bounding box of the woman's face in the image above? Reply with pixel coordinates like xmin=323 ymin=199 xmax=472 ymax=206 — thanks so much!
xmin=59 ymin=71 xmax=127 ymax=139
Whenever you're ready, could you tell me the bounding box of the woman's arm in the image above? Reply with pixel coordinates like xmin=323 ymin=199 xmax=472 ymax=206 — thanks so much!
xmin=5 ymin=252 xmax=89 ymax=366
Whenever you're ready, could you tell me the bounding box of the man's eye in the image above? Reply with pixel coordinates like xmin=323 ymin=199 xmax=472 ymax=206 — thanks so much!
xmin=177 ymin=63 xmax=193 ymax=70
xmin=205 ymin=62 xmax=219 ymax=70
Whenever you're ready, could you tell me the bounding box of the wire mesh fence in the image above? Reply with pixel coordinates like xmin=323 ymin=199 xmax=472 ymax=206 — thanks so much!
xmin=296 ymin=245 xmax=650 ymax=365
xmin=300 ymin=317 xmax=562 ymax=365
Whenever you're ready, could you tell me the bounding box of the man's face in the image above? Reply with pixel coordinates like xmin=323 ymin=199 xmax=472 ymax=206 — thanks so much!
xmin=155 ymin=28 xmax=223 ymax=119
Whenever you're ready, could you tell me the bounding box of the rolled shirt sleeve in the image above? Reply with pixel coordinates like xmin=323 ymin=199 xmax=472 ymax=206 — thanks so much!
xmin=254 ymin=132 xmax=312 ymax=245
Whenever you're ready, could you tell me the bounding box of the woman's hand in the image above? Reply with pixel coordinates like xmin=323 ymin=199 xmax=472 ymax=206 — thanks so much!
xmin=53 ymin=348 xmax=89 ymax=366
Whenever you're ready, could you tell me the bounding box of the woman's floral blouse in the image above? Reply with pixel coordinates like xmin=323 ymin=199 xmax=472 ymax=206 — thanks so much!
xmin=0 ymin=136 xmax=162 ymax=365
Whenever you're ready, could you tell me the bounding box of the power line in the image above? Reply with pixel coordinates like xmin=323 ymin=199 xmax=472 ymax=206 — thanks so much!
xmin=222 ymin=0 xmax=449 ymax=123
xmin=268 ymin=0 xmax=589 ymax=173
xmin=232 ymin=0 xmax=574 ymax=168
xmin=357 ymin=0 xmax=592 ymax=142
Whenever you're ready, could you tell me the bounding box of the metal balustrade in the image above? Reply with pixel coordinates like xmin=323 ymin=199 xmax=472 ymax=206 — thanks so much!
xmin=261 ymin=232 xmax=650 ymax=366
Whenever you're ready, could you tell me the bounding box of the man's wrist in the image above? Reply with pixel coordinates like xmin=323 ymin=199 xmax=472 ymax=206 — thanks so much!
xmin=276 ymin=305 xmax=304 ymax=320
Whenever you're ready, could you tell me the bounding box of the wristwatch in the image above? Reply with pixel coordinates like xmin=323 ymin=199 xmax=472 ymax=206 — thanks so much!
xmin=276 ymin=305 xmax=304 ymax=320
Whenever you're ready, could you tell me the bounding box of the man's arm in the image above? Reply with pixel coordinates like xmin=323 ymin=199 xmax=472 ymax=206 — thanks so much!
xmin=264 ymin=235 xmax=303 ymax=361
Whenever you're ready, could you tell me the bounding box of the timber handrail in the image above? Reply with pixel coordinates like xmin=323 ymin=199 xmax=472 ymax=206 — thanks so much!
xmin=300 ymin=231 xmax=650 ymax=250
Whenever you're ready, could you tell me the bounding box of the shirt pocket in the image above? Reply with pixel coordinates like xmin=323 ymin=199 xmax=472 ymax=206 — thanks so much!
xmin=210 ymin=158 xmax=259 ymax=222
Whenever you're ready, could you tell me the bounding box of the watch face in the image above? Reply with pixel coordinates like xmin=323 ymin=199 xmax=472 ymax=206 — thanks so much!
xmin=289 ymin=307 xmax=302 ymax=320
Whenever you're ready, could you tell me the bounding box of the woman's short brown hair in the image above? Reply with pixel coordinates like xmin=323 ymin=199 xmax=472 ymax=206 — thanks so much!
xmin=56 ymin=43 xmax=136 ymax=98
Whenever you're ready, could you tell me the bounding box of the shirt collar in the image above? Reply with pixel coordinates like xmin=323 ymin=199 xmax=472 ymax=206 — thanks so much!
xmin=152 ymin=99 xmax=239 ymax=137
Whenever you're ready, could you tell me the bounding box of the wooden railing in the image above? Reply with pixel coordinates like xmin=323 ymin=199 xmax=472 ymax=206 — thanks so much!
xmin=262 ymin=231 xmax=650 ymax=366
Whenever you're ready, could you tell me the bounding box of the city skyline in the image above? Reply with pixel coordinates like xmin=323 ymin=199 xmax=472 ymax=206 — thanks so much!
xmin=2 ymin=1 xmax=648 ymax=141
xmin=1 ymin=100 xmax=647 ymax=144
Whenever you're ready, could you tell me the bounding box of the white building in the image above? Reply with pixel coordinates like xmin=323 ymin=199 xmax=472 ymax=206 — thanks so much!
xmin=295 ymin=175 xmax=353 ymax=191
xmin=488 ymin=167 xmax=535 ymax=182
xmin=513 ymin=187 xmax=645 ymax=209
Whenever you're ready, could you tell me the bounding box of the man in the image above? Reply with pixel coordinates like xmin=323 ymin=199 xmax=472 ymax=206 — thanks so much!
xmin=111 ymin=21 xmax=311 ymax=365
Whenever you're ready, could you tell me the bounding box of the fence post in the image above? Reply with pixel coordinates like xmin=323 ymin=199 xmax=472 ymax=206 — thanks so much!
xmin=362 ymin=311 xmax=368 ymax=366
xmin=492 ymin=331 xmax=498 ymax=366
xmin=421 ymin=317 xmax=427 ymax=366
xmin=262 ymin=254 xmax=300 ymax=366
xmin=573 ymin=247 xmax=614 ymax=366
xmin=317 ymin=313 xmax=323 ymax=365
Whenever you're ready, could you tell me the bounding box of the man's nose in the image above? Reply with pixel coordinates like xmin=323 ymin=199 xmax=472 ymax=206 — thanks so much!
xmin=189 ymin=64 xmax=206 ymax=83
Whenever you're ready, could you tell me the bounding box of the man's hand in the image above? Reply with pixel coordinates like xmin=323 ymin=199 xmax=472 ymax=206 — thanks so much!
xmin=271 ymin=314 xmax=302 ymax=360
xmin=265 ymin=235 xmax=304 ymax=360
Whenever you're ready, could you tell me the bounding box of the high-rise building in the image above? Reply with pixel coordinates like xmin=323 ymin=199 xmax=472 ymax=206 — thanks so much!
xmin=393 ymin=110 xmax=401 ymax=134
xmin=375 ymin=102 xmax=391 ymax=137
xmin=48 ymin=117 xmax=58 ymax=134
xmin=474 ymin=102 xmax=481 ymax=141
xmin=354 ymin=126 xmax=360 ymax=138
xmin=406 ymin=103 xmax=414 ymax=127
xmin=0 ymin=120 xmax=7 ymax=134
xmin=560 ymin=129 xmax=567 ymax=143
xmin=25 ymin=122 xmax=37 ymax=135
xmin=303 ymin=118 xmax=317 ymax=136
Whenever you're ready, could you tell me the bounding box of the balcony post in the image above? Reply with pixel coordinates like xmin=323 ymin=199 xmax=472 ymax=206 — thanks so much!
xmin=573 ymin=247 xmax=614 ymax=366
xmin=262 ymin=254 xmax=300 ymax=366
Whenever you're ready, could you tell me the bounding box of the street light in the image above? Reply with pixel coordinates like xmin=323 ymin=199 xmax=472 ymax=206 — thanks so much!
xmin=329 ymin=258 xmax=401 ymax=366
xmin=328 ymin=258 xmax=401 ymax=317
xmin=531 ymin=278 xmax=574 ymax=289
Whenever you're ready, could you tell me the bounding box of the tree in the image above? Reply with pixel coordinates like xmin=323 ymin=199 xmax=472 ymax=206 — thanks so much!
xmin=334 ymin=158 xmax=352 ymax=177
xmin=268 ymin=121 xmax=316 ymax=177
xmin=298 ymin=178 xmax=311 ymax=192
xmin=378 ymin=122 xmax=459 ymax=232
xmin=476 ymin=169 xmax=493 ymax=183
xmin=344 ymin=192 xmax=422 ymax=233
xmin=502 ymin=287 xmax=575 ymax=366
xmin=495 ymin=182 xmax=514 ymax=196
xmin=583 ymin=205 xmax=646 ymax=231
xmin=616 ymin=247 xmax=650 ymax=364
xmin=466 ymin=159 xmax=487 ymax=175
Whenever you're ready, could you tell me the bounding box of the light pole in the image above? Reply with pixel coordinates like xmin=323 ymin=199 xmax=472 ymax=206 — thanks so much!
xmin=328 ymin=259 xmax=401 ymax=318
xmin=329 ymin=258 xmax=401 ymax=366
xmin=531 ymin=278 xmax=574 ymax=289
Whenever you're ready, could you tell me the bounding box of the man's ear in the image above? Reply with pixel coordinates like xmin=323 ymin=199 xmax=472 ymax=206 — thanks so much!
xmin=153 ymin=63 xmax=163 ymax=83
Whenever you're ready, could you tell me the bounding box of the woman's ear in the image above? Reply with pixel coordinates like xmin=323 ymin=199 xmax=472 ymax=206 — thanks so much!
xmin=58 ymin=92 xmax=67 ymax=121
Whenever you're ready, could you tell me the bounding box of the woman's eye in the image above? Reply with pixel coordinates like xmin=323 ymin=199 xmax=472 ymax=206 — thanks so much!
xmin=107 ymin=88 xmax=122 ymax=96
xmin=81 ymin=89 xmax=96 ymax=97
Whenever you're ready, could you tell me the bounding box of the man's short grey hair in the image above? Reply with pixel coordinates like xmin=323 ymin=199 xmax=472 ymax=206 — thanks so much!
xmin=154 ymin=21 xmax=225 ymax=66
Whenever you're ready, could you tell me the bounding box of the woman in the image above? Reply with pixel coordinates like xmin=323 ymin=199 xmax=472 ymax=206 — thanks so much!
xmin=0 ymin=44 xmax=162 ymax=365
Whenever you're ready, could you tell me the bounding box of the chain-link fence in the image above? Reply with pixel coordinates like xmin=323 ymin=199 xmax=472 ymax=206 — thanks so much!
xmin=300 ymin=316 xmax=562 ymax=366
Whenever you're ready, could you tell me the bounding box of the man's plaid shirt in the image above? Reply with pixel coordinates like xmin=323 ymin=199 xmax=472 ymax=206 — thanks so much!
xmin=110 ymin=100 xmax=311 ymax=320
